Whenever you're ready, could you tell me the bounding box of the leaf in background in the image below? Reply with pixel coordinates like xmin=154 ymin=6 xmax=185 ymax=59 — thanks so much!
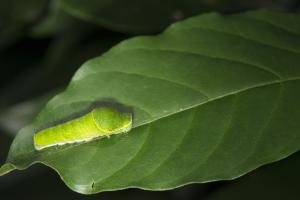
xmin=0 ymin=91 xmax=57 ymax=135
xmin=1 ymin=10 xmax=300 ymax=194
xmin=30 ymin=0 xmax=92 ymax=38
xmin=0 ymin=0 xmax=48 ymax=49
xmin=30 ymin=1 xmax=76 ymax=38
xmin=0 ymin=18 xmax=126 ymax=108
xmin=58 ymin=0 xmax=277 ymax=34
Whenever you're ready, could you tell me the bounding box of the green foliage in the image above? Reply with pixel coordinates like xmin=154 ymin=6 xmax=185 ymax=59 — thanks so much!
xmin=58 ymin=0 xmax=266 ymax=33
xmin=1 ymin=9 xmax=300 ymax=195
xmin=0 ymin=0 xmax=48 ymax=49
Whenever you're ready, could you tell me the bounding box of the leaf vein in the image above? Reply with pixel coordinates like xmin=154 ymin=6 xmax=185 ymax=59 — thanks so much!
xmin=178 ymin=26 xmax=300 ymax=55
xmin=125 ymin=47 xmax=282 ymax=79
xmin=140 ymin=109 xmax=197 ymax=180
xmin=233 ymin=82 xmax=284 ymax=170
xmin=96 ymin=125 xmax=151 ymax=184
xmin=243 ymin=15 xmax=300 ymax=37
xmin=104 ymin=70 xmax=209 ymax=99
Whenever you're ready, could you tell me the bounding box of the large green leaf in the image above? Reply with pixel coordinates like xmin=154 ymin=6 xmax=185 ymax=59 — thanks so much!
xmin=58 ymin=0 xmax=267 ymax=33
xmin=1 ymin=10 xmax=300 ymax=194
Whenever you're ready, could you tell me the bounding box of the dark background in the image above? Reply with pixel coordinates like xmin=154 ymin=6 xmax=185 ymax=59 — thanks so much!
xmin=0 ymin=0 xmax=300 ymax=199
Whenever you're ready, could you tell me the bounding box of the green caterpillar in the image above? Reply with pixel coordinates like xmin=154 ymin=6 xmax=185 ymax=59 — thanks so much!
xmin=34 ymin=107 xmax=132 ymax=150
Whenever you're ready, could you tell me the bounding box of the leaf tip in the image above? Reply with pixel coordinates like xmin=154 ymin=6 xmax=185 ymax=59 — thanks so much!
xmin=0 ymin=163 xmax=16 ymax=176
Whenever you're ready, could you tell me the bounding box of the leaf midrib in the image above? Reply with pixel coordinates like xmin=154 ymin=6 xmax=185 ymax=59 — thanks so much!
xmin=135 ymin=76 xmax=300 ymax=129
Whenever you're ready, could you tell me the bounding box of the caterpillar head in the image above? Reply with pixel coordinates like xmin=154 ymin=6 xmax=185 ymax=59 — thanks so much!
xmin=92 ymin=107 xmax=132 ymax=134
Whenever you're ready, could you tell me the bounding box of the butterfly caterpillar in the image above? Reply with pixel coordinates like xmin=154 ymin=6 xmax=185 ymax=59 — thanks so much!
xmin=33 ymin=107 xmax=132 ymax=150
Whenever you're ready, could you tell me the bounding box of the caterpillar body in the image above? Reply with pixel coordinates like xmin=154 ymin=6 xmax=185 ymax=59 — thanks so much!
xmin=33 ymin=107 xmax=132 ymax=150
